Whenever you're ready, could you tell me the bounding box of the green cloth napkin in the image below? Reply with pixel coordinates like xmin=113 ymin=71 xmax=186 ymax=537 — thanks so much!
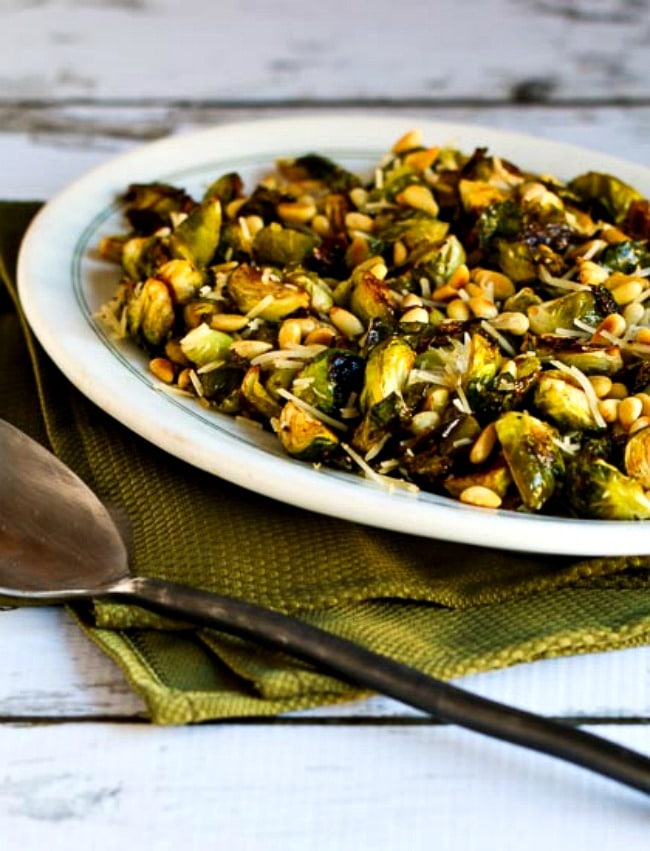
xmin=3 ymin=200 xmax=650 ymax=724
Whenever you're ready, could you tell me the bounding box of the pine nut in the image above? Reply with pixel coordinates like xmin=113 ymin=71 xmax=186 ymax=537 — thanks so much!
xmin=311 ymin=214 xmax=332 ymax=237
xmin=401 ymin=306 xmax=429 ymax=324
xmin=329 ymin=306 xmax=365 ymax=338
xmin=593 ymin=313 xmax=627 ymax=342
xmin=468 ymin=295 xmax=499 ymax=319
xmin=401 ymin=292 xmax=423 ymax=309
xmin=447 ymin=298 xmax=471 ymax=321
xmin=469 ymin=423 xmax=497 ymax=465
xmin=635 ymin=328 xmax=650 ymax=345
xmin=628 ymin=416 xmax=650 ymax=435
xmin=278 ymin=317 xmax=318 ymax=349
xmin=403 ymin=146 xmax=439 ymax=171
xmin=277 ymin=200 xmax=317 ymax=225
xmin=230 ymin=340 xmax=273 ymax=359
xmin=489 ymin=311 xmax=529 ymax=335
xmin=611 ymin=280 xmax=644 ymax=306
xmin=345 ymin=211 xmax=375 ymax=232
xmin=447 ymin=263 xmax=471 ymax=289
xmin=211 ymin=314 xmax=250 ymax=332
xmin=149 ymin=357 xmax=175 ymax=384
xmin=623 ymin=301 xmax=645 ymax=326
xmin=349 ymin=187 xmax=368 ymax=209
xmin=607 ymin=382 xmax=628 ymax=400
xmin=471 ymin=269 xmax=515 ymax=300
xmin=588 ymin=375 xmax=613 ymax=399
xmin=305 ymin=326 xmax=336 ymax=347
xmin=459 ymin=485 xmax=502 ymax=509
xmin=598 ymin=398 xmax=620 ymax=423
xmin=578 ymin=259 xmax=609 ymax=286
xmin=410 ymin=411 xmax=441 ymax=434
xmin=635 ymin=392 xmax=650 ymax=417
xmin=395 ymin=184 xmax=439 ymax=217
xmin=392 ymin=129 xmax=423 ymax=153
xmin=393 ymin=239 xmax=408 ymax=266
xmin=619 ymin=396 xmax=644 ymax=431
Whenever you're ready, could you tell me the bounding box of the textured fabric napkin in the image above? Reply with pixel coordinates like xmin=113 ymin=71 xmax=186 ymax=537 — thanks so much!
xmin=3 ymin=200 xmax=650 ymax=724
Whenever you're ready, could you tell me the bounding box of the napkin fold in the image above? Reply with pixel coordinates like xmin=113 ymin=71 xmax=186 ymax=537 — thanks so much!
xmin=3 ymin=200 xmax=650 ymax=724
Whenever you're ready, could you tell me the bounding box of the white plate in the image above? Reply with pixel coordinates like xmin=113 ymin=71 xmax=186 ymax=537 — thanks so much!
xmin=16 ymin=115 xmax=650 ymax=556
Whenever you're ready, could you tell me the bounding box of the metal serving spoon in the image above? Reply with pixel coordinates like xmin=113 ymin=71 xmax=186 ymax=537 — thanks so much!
xmin=1 ymin=417 xmax=649 ymax=797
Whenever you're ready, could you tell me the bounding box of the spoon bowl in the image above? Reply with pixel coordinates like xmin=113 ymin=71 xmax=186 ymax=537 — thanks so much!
xmin=1 ymin=416 xmax=649 ymax=797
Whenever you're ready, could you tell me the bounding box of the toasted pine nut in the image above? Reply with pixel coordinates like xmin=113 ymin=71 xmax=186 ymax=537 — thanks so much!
xmin=471 ymin=268 xmax=515 ymax=300
xmin=393 ymin=239 xmax=408 ymax=267
xmin=345 ymin=211 xmax=375 ymax=232
xmin=410 ymin=411 xmax=441 ymax=434
xmin=459 ymin=485 xmax=502 ymax=509
xmin=211 ymin=314 xmax=250 ymax=332
xmin=329 ymin=306 xmax=365 ymax=338
xmin=403 ymin=147 xmax=439 ymax=170
xmin=424 ymin=386 xmax=450 ymax=412
xmin=395 ymin=184 xmax=439 ymax=216
xmin=469 ymin=423 xmax=497 ymax=465
xmin=468 ymin=295 xmax=498 ymax=319
xmin=611 ymin=280 xmax=644 ymax=306
xmin=278 ymin=317 xmax=319 ymax=349
xmin=230 ymin=340 xmax=273 ymax=360
xmin=489 ymin=311 xmax=529 ymax=335
xmin=598 ymin=398 xmax=620 ymax=423
xmin=349 ymin=187 xmax=368 ymax=209
xmin=635 ymin=392 xmax=650 ymax=417
xmin=305 ymin=327 xmax=336 ymax=346
xmin=392 ymin=129 xmax=423 ymax=153
xmin=311 ymin=214 xmax=332 ymax=237
xmin=401 ymin=306 xmax=429 ymax=324
xmin=447 ymin=298 xmax=471 ymax=321
xmin=578 ymin=259 xmax=609 ymax=286
xmin=401 ymin=292 xmax=423 ymax=309
xmin=635 ymin=328 xmax=650 ymax=345
xmin=588 ymin=375 xmax=613 ymax=399
xmin=150 ymin=357 xmax=175 ymax=384
xmin=623 ymin=301 xmax=645 ymax=326
xmin=433 ymin=283 xmax=463 ymax=301
xmin=177 ymin=368 xmax=193 ymax=391
xmin=447 ymin=263 xmax=470 ymax=289
xmin=225 ymin=198 xmax=246 ymax=219
xmin=592 ymin=313 xmax=626 ymax=342
xmin=619 ymin=396 xmax=644 ymax=431
xmin=628 ymin=416 xmax=650 ymax=435
xmin=607 ymin=382 xmax=628 ymax=400
xmin=277 ymin=200 xmax=317 ymax=225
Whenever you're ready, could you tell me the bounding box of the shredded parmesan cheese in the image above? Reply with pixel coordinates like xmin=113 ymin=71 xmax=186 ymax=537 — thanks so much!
xmin=277 ymin=388 xmax=348 ymax=432
xmin=549 ymin=359 xmax=607 ymax=429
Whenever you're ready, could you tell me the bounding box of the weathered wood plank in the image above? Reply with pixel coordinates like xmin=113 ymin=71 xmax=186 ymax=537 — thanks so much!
xmin=1 ymin=0 xmax=649 ymax=103
xmin=1 ymin=103 xmax=649 ymax=203
xmin=0 ymin=721 xmax=647 ymax=849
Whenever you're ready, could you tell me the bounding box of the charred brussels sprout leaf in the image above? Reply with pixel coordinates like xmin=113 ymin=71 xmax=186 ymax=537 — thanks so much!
xmin=495 ymin=411 xmax=565 ymax=511
xmin=527 ymin=291 xmax=605 ymax=336
xmin=240 ymin=366 xmax=283 ymax=419
xmin=123 ymin=182 xmax=194 ymax=234
xmin=624 ymin=426 xmax=650 ymax=488
xmin=286 ymin=154 xmax=360 ymax=192
xmin=203 ymin=172 xmax=244 ymax=205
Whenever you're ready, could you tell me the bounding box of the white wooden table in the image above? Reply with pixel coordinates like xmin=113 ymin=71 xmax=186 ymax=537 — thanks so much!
xmin=2 ymin=2 xmax=650 ymax=847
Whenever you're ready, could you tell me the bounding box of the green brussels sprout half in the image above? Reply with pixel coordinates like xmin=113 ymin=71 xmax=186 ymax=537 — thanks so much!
xmin=226 ymin=264 xmax=310 ymax=320
xmin=252 ymin=223 xmax=320 ymax=267
xmin=169 ymin=197 xmax=223 ymax=267
xmin=275 ymin=401 xmax=339 ymax=461
xmin=568 ymin=171 xmax=644 ymax=225
xmin=566 ymin=455 xmax=650 ymax=520
xmin=294 ymin=349 xmax=365 ymax=416
xmin=179 ymin=323 xmax=233 ymax=367
xmin=495 ymin=410 xmax=565 ymax=511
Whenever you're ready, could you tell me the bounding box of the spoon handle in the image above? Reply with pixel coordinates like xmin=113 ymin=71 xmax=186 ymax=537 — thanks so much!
xmin=111 ymin=575 xmax=650 ymax=797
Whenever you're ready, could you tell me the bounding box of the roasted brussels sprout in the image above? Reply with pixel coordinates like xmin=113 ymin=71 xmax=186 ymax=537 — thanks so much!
xmin=99 ymin=128 xmax=650 ymax=521
xmin=495 ymin=411 xmax=565 ymax=511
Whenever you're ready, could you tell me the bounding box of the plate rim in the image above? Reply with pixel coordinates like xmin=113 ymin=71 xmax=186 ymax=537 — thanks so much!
xmin=16 ymin=113 xmax=650 ymax=556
